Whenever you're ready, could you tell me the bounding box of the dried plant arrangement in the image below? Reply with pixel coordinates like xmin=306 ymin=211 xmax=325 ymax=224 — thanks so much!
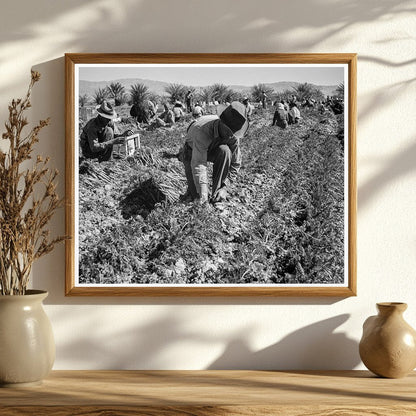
xmin=0 ymin=71 xmax=65 ymax=295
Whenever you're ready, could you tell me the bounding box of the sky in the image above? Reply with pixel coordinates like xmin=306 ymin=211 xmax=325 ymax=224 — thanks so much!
xmin=78 ymin=64 xmax=346 ymax=86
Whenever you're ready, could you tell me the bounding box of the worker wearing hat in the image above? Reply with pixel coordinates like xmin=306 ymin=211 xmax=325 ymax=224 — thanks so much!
xmin=80 ymin=101 xmax=131 ymax=162
xmin=181 ymin=101 xmax=249 ymax=204
xmin=242 ymin=96 xmax=253 ymax=121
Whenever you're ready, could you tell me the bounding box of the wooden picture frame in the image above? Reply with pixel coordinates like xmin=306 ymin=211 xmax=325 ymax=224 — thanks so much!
xmin=65 ymin=53 xmax=356 ymax=296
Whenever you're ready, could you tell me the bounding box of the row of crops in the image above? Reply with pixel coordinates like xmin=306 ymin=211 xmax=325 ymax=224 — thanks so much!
xmin=78 ymin=108 xmax=345 ymax=284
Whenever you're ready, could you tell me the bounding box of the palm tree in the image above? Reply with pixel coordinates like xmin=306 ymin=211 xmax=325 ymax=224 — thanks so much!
xmin=130 ymin=83 xmax=149 ymax=105
xmin=165 ymin=83 xmax=186 ymax=103
xmin=251 ymin=84 xmax=273 ymax=103
xmin=223 ymin=88 xmax=240 ymax=103
xmin=193 ymin=86 xmax=213 ymax=105
xmin=275 ymin=89 xmax=294 ymax=103
xmin=117 ymin=93 xmax=129 ymax=106
xmin=292 ymin=83 xmax=324 ymax=102
xmin=335 ymin=82 xmax=344 ymax=99
xmin=106 ymin=82 xmax=125 ymax=106
xmin=79 ymin=94 xmax=90 ymax=107
xmin=211 ymin=84 xmax=229 ymax=103
xmin=93 ymin=88 xmax=109 ymax=105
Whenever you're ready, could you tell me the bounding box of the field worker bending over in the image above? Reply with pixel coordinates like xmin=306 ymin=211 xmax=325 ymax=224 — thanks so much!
xmin=272 ymin=102 xmax=289 ymax=129
xmin=288 ymin=103 xmax=301 ymax=124
xmin=181 ymin=101 xmax=249 ymax=204
xmin=192 ymin=102 xmax=204 ymax=118
xmin=173 ymin=101 xmax=185 ymax=122
xmin=80 ymin=101 xmax=131 ymax=162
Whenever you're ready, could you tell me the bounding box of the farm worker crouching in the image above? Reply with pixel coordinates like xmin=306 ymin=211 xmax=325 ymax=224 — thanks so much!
xmin=159 ymin=103 xmax=175 ymax=125
xmin=173 ymin=101 xmax=185 ymax=122
xmin=80 ymin=101 xmax=132 ymax=162
xmin=272 ymin=102 xmax=289 ymax=129
xmin=130 ymin=100 xmax=157 ymax=127
xmin=180 ymin=101 xmax=249 ymax=204
xmin=192 ymin=103 xmax=204 ymax=118
xmin=288 ymin=103 xmax=301 ymax=124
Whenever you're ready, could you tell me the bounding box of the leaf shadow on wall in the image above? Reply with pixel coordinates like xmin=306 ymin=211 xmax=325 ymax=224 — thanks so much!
xmin=358 ymin=138 xmax=416 ymax=209
xmin=207 ymin=314 xmax=360 ymax=370
xmin=356 ymin=71 xmax=415 ymax=209
xmin=53 ymin=309 xmax=359 ymax=370
xmin=0 ymin=0 xmax=414 ymax=97
xmin=54 ymin=312 xmax=212 ymax=370
xmin=61 ymin=0 xmax=413 ymax=52
xmin=1 ymin=0 xmax=412 ymax=49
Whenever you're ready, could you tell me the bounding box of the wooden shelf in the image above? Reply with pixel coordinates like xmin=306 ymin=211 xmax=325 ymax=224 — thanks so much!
xmin=1 ymin=370 xmax=415 ymax=415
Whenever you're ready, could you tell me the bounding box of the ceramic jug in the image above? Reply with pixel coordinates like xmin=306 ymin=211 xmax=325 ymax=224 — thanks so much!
xmin=0 ymin=290 xmax=55 ymax=386
xmin=359 ymin=302 xmax=416 ymax=378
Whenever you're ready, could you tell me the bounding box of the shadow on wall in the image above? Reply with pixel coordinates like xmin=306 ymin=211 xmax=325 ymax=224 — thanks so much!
xmin=207 ymin=314 xmax=360 ymax=370
xmin=54 ymin=311 xmax=213 ymax=369
xmin=357 ymin=78 xmax=415 ymax=128
xmin=0 ymin=0 xmax=414 ymax=102
xmin=54 ymin=310 xmax=359 ymax=370
xmin=0 ymin=0 xmax=414 ymax=97
xmin=1 ymin=0 xmax=413 ymax=52
xmin=358 ymin=137 xmax=416 ymax=209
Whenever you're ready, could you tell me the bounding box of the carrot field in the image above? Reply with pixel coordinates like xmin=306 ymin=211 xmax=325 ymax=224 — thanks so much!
xmin=78 ymin=106 xmax=345 ymax=285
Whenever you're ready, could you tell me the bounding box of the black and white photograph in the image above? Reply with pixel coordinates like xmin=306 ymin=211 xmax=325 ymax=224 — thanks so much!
xmin=65 ymin=54 xmax=356 ymax=296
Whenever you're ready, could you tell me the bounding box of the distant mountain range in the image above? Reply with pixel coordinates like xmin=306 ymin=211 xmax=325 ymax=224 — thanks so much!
xmin=79 ymin=78 xmax=338 ymax=99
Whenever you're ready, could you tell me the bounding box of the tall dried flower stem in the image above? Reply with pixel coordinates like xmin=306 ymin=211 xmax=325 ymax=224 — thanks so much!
xmin=0 ymin=71 xmax=65 ymax=295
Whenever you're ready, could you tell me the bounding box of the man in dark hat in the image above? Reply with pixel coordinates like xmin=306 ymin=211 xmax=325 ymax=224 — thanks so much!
xmin=180 ymin=101 xmax=249 ymax=204
xmin=80 ymin=101 xmax=131 ymax=162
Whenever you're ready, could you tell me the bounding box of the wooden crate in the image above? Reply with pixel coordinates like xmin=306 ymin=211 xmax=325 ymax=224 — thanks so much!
xmin=114 ymin=133 xmax=140 ymax=157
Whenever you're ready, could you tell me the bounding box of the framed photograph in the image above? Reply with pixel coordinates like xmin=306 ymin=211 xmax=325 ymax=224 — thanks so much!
xmin=65 ymin=53 xmax=356 ymax=296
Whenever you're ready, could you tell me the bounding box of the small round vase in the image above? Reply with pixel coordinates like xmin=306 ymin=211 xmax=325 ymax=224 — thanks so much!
xmin=359 ymin=302 xmax=416 ymax=378
xmin=0 ymin=290 xmax=55 ymax=387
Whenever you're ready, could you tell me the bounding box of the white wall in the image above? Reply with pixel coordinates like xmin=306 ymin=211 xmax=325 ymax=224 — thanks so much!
xmin=1 ymin=0 xmax=415 ymax=370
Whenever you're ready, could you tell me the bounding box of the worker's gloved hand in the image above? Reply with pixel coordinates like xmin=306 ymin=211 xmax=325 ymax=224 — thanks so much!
xmin=212 ymin=187 xmax=228 ymax=203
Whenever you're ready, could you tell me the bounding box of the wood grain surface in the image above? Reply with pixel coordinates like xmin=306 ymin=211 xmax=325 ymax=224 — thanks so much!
xmin=1 ymin=370 xmax=415 ymax=415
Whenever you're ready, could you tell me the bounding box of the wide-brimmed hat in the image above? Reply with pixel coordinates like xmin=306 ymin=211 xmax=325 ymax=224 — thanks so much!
xmin=96 ymin=101 xmax=117 ymax=119
xmin=219 ymin=101 xmax=249 ymax=139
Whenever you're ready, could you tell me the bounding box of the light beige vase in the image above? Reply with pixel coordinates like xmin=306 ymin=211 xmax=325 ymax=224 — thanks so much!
xmin=359 ymin=302 xmax=416 ymax=378
xmin=0 ymin=290 xmax=55 ymax=387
